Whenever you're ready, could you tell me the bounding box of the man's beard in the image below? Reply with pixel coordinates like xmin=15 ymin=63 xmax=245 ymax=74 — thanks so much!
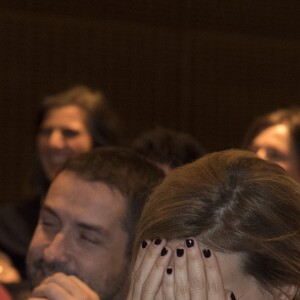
xmin=27 ymin=258 xmax=130 ymax=300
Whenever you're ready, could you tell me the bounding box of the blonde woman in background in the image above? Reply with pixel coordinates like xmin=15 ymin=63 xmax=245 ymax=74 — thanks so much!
xmin=243 ymin=107 xmax=300 ymax=182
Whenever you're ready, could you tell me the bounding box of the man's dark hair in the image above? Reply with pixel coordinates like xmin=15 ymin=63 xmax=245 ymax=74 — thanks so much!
xmin=62 ymin=146 xmax=164 ymax=255
xmin=133 ymin=127 xmax=206 ymax=169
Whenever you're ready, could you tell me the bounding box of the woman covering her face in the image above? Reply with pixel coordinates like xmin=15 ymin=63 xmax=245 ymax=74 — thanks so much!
xmin=127 ymin=149 xmax=300 ymax=300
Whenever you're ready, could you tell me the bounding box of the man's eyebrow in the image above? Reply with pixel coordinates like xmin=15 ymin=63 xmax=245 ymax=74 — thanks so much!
xmin=41 ymin=205 xmax=110 ymax=238
xmin=41 ymin=205 xmax=58 ymax=217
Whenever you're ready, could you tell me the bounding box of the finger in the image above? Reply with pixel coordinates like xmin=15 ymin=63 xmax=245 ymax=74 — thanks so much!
xmin=35 ymin=273 xmax=99 ymax=300
xmin=134 ymin=240 xmax=151 ymax=272
xmin=202 ymin=248 xmax=226 ymax=300
xmin=141 ymin=246 xmax=172 ymax=300
xmin=127 ymin=240 xmax=151 ymax=299
xmin=42 ymin=273 xmax=83 ymax=297
xmin=174 ymin=248 xmax=189 ymax=300
xmin=130 ymin=239 xmax=167 ymax=299
xmin=154 ymin=286 xmax=163 ymax=300
xmin=162 ymin=266 xmax=175 ymax=300
xmin=31 ymin=280 xmax=69 ymax=300
xmin=68 ymin=276 xmax=99 ymax=299
xmin=185 ymin=238 xmax=207 ymax=299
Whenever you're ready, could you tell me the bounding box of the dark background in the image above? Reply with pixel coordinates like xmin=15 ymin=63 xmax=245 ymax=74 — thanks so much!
xmin=1 ymin=1 xmax=300 ymax=204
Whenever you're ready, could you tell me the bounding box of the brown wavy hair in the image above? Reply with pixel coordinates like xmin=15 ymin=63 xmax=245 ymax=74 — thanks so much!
xmin=134 ymin=149 xmax=300 ymax=299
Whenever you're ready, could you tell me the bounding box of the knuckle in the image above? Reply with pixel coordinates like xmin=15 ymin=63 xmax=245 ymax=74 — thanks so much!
xmin=175 ymin=283 xmax=189 ymax=296
xmin=207 ymin=281 xmax=223 ymax=292
xmin=133 ymin=268 xmax=143 ymax=282
xmin=137 ymin=248 xmax=145 ymax=260
xmin=153 ymin=259 xmax=165 ymax=271
xmin=189 ymin=278 xmax=206 ymax=290
xmin=142 ymin=284 xmax=154 ymax=294
xmin=148 ymin=247 xmax=160 ymax=259
xmin=174 ymin=262 xmax=186 ymax=271
xmin=141 ymin=283 xmax=157 ymax=299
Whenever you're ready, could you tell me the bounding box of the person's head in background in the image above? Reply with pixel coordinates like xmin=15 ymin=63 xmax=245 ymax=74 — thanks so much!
xmin=31 ymin=85 xmax=120 ymax=196
xmin=134 ymin=149 xmax=300 ymax=299
xmin=27 ymin=147 xmax=164 ymax=300
xmin=243 ymin=107 xmax=300 ymax=182
xmin=132 ymin=126 xmax=206 ymax=174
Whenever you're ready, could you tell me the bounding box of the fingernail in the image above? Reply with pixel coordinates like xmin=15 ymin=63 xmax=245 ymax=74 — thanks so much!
xmin=185 ymin=239 xmax=194 ymax=248
xmin=203 ymin=249 xmax=211 ymax=258
xmin=176 ymin=248 xmax=184 ymax=257
xmin=154 ymin=239 xmax=162 ymax=245
xmin=231 ymin=292 xmax=236 ymax=300
xmin=161 ymin=247 xmax=168 ymax=256
xmin=166 ymin=267 xmax=172 ymax=275
xmin=142 ymin=241 xmax=148 ymax=248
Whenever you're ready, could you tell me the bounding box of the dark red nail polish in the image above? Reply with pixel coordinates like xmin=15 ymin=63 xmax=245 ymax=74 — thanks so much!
xmin=161 ymin=247 xmax=168 ymax=256
xmin=185 ymin=239 xmax=194 ymax=248
xmin=166 ymin=268 xmax=172 ymax=275
xmin=231 ymin=292 xmax=236 ymax=300
xmin=142 ymin=241 xmax=148 ymax=248
xmin=154 ymin=239 xmax=162 ymax=245
xmin=176 ymin=248 xmax=184 ymax=257
xmin=203 ymin=249 xmax=211 ymax=258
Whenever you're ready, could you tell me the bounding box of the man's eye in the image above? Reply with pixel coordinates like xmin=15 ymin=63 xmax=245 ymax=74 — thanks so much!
xmin=41 ymin=221 xmax=57 ymax=230
xmin=42 ymin=221 xmax=55 ymax=227
xmin=62 ymin=129 xmax=80 ymax=138
xmin=267 ymin=149 xmax=287 ymax=162
xmin=40 ymin=218 xmax=60 ymax=233
xmin=80 ymin=233 xmax=101 ymax=245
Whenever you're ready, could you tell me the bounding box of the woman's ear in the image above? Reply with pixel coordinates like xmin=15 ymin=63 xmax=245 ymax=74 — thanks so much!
xmin=275 ymin=284 xmax=298 ymax=300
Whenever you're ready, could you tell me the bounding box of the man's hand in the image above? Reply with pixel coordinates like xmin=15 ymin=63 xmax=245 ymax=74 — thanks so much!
xmin=28 ymin=273 xmax=100 ymax=300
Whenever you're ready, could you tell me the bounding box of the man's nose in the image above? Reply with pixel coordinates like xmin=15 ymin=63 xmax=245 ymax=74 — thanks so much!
xmin=43 ymin=232 xmax=70 ymax=264
xmin=47 ymin=130 xmax=65 ymax=149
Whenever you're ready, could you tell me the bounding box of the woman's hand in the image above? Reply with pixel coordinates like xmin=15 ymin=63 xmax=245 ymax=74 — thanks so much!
xmin=127 ymin=238 xmax=235 ymax=300
xmin=127 ymin=239 xmax=172 ymax=300
xmin=162 ymin=238 xmax=234 ymax=300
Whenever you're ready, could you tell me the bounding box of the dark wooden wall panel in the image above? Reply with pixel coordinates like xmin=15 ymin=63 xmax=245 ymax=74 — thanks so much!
xmin=0 ymin=1 xmax=300 ymax=203
xmin=189 ymin=31 xmax=300 ymax=150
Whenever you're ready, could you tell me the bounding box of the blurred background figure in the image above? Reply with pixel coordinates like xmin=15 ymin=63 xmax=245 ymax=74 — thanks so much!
xmin=243 ymin=107 xmax=300 ymax=183
xmin=132 ymin=126 xmax=207 ymax=174
xmin=0 ymin=85 xmax=120 ymax=280
xmin=32 ymin=85 xmax=120 ymax=196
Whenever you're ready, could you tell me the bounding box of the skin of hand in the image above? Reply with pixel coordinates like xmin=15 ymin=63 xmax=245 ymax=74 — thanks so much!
xmin=127 ymin=238 xmax=234 ymax=300
xmin=28 ymin=272 xmax=100 ymax=300
xmin=127 ymin=238 xmax=171 ymax=300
